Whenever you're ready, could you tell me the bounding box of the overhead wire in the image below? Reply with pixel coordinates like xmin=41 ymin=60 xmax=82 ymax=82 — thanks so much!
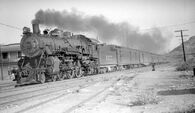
xmin=139 ymin=20 xmax=195 ymax=31
xmin=0 ymin=22 xmax=21 ymax=30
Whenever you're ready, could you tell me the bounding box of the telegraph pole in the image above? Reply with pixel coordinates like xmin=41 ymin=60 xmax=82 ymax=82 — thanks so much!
xmin=0 ymin=45 xmax=3 ymax=80
xmin=175 ymin=29 xmax=188 ymax=62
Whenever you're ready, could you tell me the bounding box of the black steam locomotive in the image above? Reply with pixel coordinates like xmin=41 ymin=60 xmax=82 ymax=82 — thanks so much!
xmin=17 ymin=23 xmax=99 ymax=84
xmin=15 ymin=22 xmax=165 ymax=84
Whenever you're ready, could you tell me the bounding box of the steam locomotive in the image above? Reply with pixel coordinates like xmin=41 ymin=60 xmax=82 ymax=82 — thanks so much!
xmin=15 ymin=22 xmax=165 ymax=84
xmin=17 ymin=23 xmax=99 ymax=84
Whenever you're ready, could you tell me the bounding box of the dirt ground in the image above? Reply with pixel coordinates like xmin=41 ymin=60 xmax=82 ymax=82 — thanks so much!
xmin=1 ymin=64 xmax=195 ymax=113
xmin=71 ymin=64 xmax=195 ymax=113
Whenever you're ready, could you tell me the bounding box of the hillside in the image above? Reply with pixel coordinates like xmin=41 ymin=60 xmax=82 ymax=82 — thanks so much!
xmin=168 ymin=36 xmax=195 ymax=63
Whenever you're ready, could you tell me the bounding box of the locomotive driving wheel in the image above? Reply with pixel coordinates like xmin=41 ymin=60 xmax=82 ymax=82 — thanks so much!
xmin=57 ymin=72 xmax=65 ymax=81
xmin=75 ymin=68 xmax=83 ymax=78
xmin=38 ymin=73 xmax=46 ymax=84
xmin=52 ymin=75 xmax=57 ymax=82
xmin=66 ymin=70 xmax=75 ymax=79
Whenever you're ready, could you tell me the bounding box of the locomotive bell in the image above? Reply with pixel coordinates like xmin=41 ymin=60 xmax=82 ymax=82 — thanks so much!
xmin=23 ymin=27 xmax=30 ymax=34
xmin=32 ymin=23 xmax=40 ymax=34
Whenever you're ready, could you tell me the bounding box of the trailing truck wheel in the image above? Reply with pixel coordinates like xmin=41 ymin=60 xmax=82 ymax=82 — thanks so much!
xmin=38 ymin=73 xmax=46 ymax=84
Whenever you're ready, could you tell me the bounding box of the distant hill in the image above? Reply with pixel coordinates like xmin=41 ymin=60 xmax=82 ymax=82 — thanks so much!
xmin=168 ymin=36 xmax=195 ymax=63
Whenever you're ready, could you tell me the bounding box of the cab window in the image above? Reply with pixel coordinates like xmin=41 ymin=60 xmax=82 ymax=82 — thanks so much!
xmin=2 ymin=52 xmax=8 ymax=59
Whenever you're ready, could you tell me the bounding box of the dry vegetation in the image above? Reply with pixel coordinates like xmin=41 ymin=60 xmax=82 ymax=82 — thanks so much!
xmin=166 ymin=104 xmax=195 ymax=113
xmin=176 ymin=62 xmax=192 ymax=71
xmin=109 ymin=76 xmax=162 ymax=108
xmin=175 ymin=58 xmax=195 ymax=73
xmin=128 ymin=89 xmax=161 ymax=107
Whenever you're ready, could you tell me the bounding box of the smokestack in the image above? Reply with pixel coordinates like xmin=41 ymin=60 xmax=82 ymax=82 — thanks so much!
xmin=32 ymin=19 xmax=40 ymax=34
xmin=32 ymin=23 xmax=40 ymax=34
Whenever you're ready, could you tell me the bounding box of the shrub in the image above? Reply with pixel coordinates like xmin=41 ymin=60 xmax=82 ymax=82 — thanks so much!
xmin=129 ymin=90 xmax=161 ymax=107
xmin=176 ymin=62 xmax=192 ymax=71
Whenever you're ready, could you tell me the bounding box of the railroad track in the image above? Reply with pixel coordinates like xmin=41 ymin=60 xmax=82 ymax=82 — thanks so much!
xmin=0 ymin=66 xmax=154 ymax=113
xmin=0 ymin=76 xmax=93 ymax=97
xmin=20 ymin=74 xmax=135 ymax=113
xmin=0 ymin=65 xmax=152 ymax=93
xmin=16 ymin=77 xmax=123 ymax=113
xmin=63 ymin=78 xmax=121 ymax=113
xmin=0 ymin=82 xmax=94 ymax=106
xmin=63 ymin=74 xmax=137 ymax=113
xmin=0 ymin=79 xmax=99 ymax=112
xmin=0 ymin=74 xmax=98 ymax=93
xmin=0 ymin=75 xmax=101 ymax=107
xmin=0 ymin=70 xmax=127 ymax=112
xmin=13 ymin=82 xmax=98 ymax=113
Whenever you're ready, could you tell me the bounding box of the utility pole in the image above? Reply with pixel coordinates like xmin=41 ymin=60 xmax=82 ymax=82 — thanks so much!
xmin=175 ymin=29 xmax=188 ymax=62
xmin=0 ymin=45 xmax=3 ymax=80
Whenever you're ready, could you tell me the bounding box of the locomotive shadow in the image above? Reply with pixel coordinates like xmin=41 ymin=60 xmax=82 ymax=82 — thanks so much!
xmin=157 ymin=88 xmax=195 ymax=96
xmin=15 ymin=82 xmax=39 ymax=87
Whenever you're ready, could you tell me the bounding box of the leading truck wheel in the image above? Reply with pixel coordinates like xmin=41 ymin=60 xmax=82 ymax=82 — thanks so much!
xmin=38 ymin=73 xmax=46 ymax=84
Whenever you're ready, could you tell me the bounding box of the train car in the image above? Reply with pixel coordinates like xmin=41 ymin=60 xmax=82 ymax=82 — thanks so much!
xmin=142 ymin=52 xmax=152 ymax=65
xmin=97 ymin=44 xmax=161 ymax=71
xmin=98 ymin=44 xmax=118 ymax=73
xmin=139 ymin=51 xmax=145 ymax=65
xmin=117 ymin=47 xmax=149 ymax=68
xmin=117 ymin=47 xmax=131 ymax=67
xmin=134 ymin=50 xmax=141 ymax=65
xmin=151 ymin=54 xmax=158 ymax=64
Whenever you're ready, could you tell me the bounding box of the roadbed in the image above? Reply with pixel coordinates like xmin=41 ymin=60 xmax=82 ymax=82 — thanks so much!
xmin=71 ymin=65 xmax=195 ymax=113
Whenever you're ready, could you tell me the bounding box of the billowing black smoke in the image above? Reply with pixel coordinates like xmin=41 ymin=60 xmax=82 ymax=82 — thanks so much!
xmin=34 ymin=9 xmax=168 ymax=54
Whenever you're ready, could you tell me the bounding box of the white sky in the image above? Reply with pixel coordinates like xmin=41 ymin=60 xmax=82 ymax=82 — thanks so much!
xmin=0 ymin=0 xmax=195 ymax=52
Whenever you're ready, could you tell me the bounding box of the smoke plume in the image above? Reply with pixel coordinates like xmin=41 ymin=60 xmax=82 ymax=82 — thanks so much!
xmin=34 ymin=9 xmax=169 ymax=54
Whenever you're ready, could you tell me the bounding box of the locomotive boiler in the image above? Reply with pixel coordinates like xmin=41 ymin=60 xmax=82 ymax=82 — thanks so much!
xmin=17 ymin=23 xmax=99 ymax=84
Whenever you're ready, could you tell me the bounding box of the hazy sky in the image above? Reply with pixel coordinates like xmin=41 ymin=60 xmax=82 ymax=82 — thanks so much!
xmin=0 ymin=0 xmax=195 ymax=53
